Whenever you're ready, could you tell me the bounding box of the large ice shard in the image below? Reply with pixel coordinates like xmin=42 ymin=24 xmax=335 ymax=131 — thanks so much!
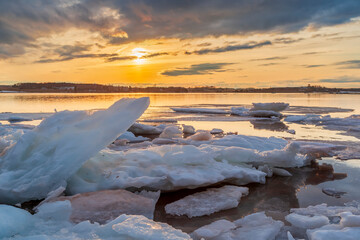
xmin=0 ymin=97 xmax=150 ymax=204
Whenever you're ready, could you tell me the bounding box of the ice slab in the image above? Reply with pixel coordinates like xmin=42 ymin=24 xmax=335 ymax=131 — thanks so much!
xmin=165 ymin=185 xmax=249 ymax=218
xmin=51 ymin=189 xmax=159 ymax=224
xmin=286 ymin=213 xmax=329 ymax=229
xmin=159 ymin=125 xmax=182 ymax=138
xmin=182 ymin=124 xmax=195 ymax=134
xmin=248 ymin=110 xmax=283 ymax=118
xmin=67 ymin=145 xmax=266 ymax=194
xmin=186 ymin=131 xmax=213 ymax=141
xmin=128 ymin=122 xmax=163 ymax=135
xmin=0 ymin=203 xmax=191 ymax=240
xmin=191 ymin=212 xmax=283 ymax=240
xmin=171 ymin=107 xmax=229 ymax=114
xmin=0 ymin=112 xmax=53 ymax=122
xmin=116 ymin=131 xmax=150 ymax=142
xmin=0 ymin=97 xmax=149 ymax=204
xmin=251 ymin=102 xmax=289 ymax=112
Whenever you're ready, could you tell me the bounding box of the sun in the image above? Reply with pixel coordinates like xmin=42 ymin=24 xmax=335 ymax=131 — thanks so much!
xmin=132 ymin=47 xmax=147 ymax=64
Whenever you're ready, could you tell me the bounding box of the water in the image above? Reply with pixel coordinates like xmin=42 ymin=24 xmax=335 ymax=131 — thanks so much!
xmin=1 ymin=92 xmax=360 ymax=232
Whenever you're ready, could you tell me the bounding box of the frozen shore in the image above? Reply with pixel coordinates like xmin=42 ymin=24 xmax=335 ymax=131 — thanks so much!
xmin=0 ymin=98 xmax=359 ymax=239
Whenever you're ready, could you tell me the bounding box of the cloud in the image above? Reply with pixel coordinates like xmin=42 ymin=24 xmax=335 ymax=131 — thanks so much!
xmin=335 ymin=60 xmax=360 ymax=69
xmin=105 ymin=56 xmax=137 ymax=62
xmin=161 ymin=63 xmax=232 ymax=76
xmin=35 ymin=43 xmax=117 ymax=63
xmin=319 ymin=76 xmax=360 ymax=83
xmin=141 ymin=52 xmax=170 ymax=58
xmin=187 ymin=41 xmax=271 ymax=55
xmin=251 ymin=56 xmax=288 ymax=61
xmin=302 ymin=64 xmax=325 ymax=68
xmin=1 ymin=0 xmax=359 ymax=58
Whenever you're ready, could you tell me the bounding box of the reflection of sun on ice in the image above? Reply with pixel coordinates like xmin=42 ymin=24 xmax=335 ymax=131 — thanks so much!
xmin=132 ymin=48 xmax=147 ymax=64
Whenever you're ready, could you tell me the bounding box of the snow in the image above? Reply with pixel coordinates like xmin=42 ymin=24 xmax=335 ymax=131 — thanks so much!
xmin=51 ymin=189 xmax=159 ymax=223
xmin=0 ymin=97 xmax=150 ymax=204
xmin=165 ymin=185 xmax=248 ymax=218
xmin=191 ymin=212 xmax=283 ymax=240
xmin=0 ymin=203 xmax=191 ymax=240
xmin=251 ymin=102 xmax=289 ymax=112
xmin=171 ymin=107 xmax=229 ymax=114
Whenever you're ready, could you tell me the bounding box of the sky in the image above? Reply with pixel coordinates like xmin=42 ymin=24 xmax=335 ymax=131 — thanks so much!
xmin=1 ymin=0 xmax=360 ymax=88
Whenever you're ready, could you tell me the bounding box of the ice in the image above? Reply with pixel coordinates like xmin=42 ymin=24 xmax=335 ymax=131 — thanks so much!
xmin=128 ymin=122 xmax=163 ymax=135
xmin=165 ymin=185 xmax=249 ymax=217
xmin=290 ymin=203 xmax=360 ymax=217
xmin=159 ymin=125 xmax=182 ymax=138
xmin=191 ymin=219 xmax=236 ymax=239
xmin=186 ymin=130 xmax=213 ymax=141
xmin=210 ymin=128 xmax=224 ymax=134
xmin=251 ymin=102 xmax=289 ymax=112
xmin=285 ymin=114 xmax=321 ymax=123
xmin=51 ymin=189 xmax=159 ymax=223
xmin=0 ymin=97 xmax=149 ymax=204
xmin=191 ymin=212 xmax=283 ymax=240
xmin=248 ymin=110 xmax=283 ymax=118
xmin=211 ymin=134 xmax=288 ymax=150
xmin=182 ymin=124 xmax=196 ymax=134
xmin=67 ymin=145 xmax=266 ymax=194
xmin=0 ymin=112 xmax=53 ymax=122
xmin=116 ymin=131 xmax=149 ymax=142
xmin=0 ymin=203 xmax=191 ymax=240
xmin=171 ymin=107 xmax=229 ymax=114
xmin=286 ymin=213 xmax=329 ymax=229
xmin=322 ymin=188 xmax=346 ymax=198
xmin=231 ymin=106 xmax=249 ymax=116
xmin=273 ymin=167 xmax=292 ymax=177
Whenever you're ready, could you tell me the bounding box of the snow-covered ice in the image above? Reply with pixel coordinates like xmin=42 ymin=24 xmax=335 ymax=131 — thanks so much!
xmin=0 ymin=97 xmax=150 ymax=204
xmin=165 ymin=185 xmax=249 ymax=218
xmin=159 ymin=125 xmax=182 ymax=138
xmin=251 ymin=102 xmax=289 ymax=112
xmin=128 ymin=122 xmax=163 ymax=135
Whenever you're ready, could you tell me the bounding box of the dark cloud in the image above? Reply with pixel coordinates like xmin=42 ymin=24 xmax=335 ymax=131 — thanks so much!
xmin=187 ymin=41 xmax=272 ymax=55
xmin=319 ymin=76 xmax=360 ymax=83
xmin=197 ymin=42 xmax=212 ymax=47
xmin=252 ymin=56 xmax=288 ymax=61
xmin=0 ymin=0 xmax=359 ymax=58
xmin=141 ymin=52 xmax=170 ymax=58
xmin=35 ymin=43 xmax=117 ymax=63
xmin=259 ymin=62 xmax=280 ymax=66
xmin=161 ymin=63 xmax=232 ymax=76
xmin=335 ymin=60 xmax=360 ymax=69
xmin=303 ymin=64 xmax=325 ymax=68
xmin=274 ymin=37 xmax=304 ymax=44
xmin=105 ymin=56 xmax=137 ymax=62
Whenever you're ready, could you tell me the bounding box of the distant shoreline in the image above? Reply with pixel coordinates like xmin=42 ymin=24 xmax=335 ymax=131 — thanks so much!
xmin=1 ymin=82 xmax=360 ymax=94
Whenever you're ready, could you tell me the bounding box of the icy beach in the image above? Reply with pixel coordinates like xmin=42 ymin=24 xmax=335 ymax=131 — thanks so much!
xmin=1 ymin=93 xmax=360 ymax=240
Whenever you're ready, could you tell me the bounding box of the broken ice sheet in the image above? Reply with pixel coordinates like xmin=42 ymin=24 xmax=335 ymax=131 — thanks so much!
xmin=165 ymin=185 xmax=249 ymax=218
xmin=0 ymin=97 xmax=150 ymax=204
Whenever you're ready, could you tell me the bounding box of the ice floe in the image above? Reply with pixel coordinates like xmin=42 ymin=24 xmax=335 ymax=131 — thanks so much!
xmin=0 ymin=97 xmax=150 ymax=204
xmin=0 ymin=112 xmax=53 ymax=122
xmin=171 ymin=107 xmax=229 ymax=114
xmin=128 ymin=122 xmax=163 ymax=135
xmin=251 ymin=102 xmax=289 ymax=112
xmin=165 ymin=185 xmax=249 ymax=218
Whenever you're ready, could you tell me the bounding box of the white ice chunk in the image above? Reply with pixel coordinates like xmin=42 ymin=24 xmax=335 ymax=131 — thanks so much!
xmin=182 ymin=124 xmax=196 ymax=134
xmin=165 ymin=185 xmax=248 ymax=218
xmin=273 ymin=167 xmax=292 ymax=177
xmin=128 ymin=122 xmax=163 ymax=135
xmin=192 ymin=212 xmax=283 ymax=240
xmin=340 ymin=212 xmax=360 ymax=228
xmin=210 ymin=128 xmax=224 ymax=134
xmin=231 ymin=106 xmax=249 ymax=116
xmin=116 ymin=131 xmax=150 ymax=142
xmin=248 ymin=110 xmax=283 ymax=118
xmin=186 ymin=131 xmax=213 ymax=141
xmin=290 ymin=203 xmax=360 ymax=217
xmin=159 ymin=125 xmax=182 ymax=138
xmin=0 ymin=97 xmax=149 ymax=204
xmin=0 ymin=204 xmax=34 ymax=238
xmin=251 ymin=102 xmax=289 ymax=112
xmin=286 ymin=213 xmax=329 ymax=229
xmin=191 ymin=219 xmax=236 ymax=239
